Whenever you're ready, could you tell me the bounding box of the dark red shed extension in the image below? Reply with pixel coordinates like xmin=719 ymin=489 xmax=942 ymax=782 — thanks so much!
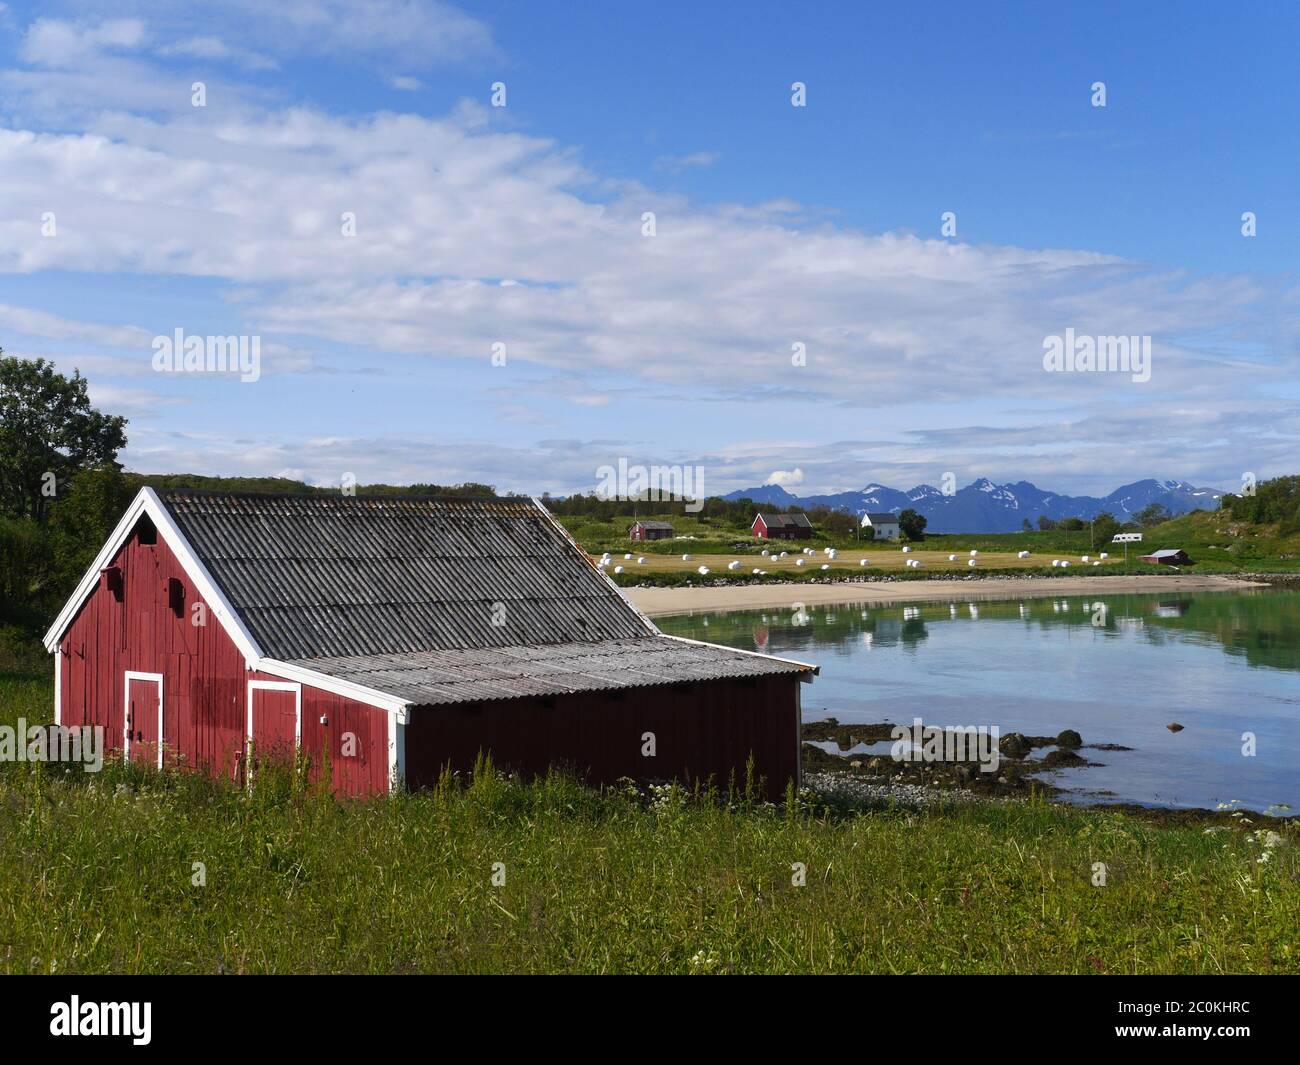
xmin=45 ymin=490 xmax=816 ymax=798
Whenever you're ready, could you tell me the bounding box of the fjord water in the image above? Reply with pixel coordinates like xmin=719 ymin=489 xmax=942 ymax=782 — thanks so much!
xmin=658 ymin=589 xmax=1300 ymax=813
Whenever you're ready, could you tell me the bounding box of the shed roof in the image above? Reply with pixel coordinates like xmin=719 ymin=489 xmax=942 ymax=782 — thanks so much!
xmin=633 ymin=520 xmax=674 ymax=530
xmin=158 ymin=492 xmax=651 ymax=660
xmin=140 ymin=491 xmax=815 ymax=706
xmin=755 ymin=512 xmax=813 ymax=528
xmin=862 ymin=512 xmax=898 ymax=523
xmin=288 ymin=635 xmax=807 ymax=706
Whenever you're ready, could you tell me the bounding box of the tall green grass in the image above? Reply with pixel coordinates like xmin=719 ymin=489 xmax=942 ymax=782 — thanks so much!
xmin=1 ymin=675 xmax=1295 ymax=974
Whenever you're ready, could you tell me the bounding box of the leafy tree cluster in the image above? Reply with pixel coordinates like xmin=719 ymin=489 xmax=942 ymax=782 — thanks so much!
xmin=897 ymin=507 xmax=927 ymax=541
xmin=1221 ymin=476 xmax=1300 ymax=529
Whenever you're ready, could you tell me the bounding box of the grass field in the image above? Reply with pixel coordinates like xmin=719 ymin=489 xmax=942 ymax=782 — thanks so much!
xmin=566 ymin=508 xmax=1300 ymax=583
xmin=1 ymin=673 xmax=1295 ymax=974
xmin=598 ymin=543 xmax=1119 ymax=578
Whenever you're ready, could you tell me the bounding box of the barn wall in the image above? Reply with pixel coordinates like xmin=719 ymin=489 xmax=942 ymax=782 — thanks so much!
xmin=56 ymin=519 xmax=391 ymax=796
xmin=403 ymin=674 xmax=802 ymax=800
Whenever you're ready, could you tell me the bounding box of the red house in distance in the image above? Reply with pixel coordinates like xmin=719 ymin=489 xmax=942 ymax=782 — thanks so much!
xmin=751 ymin=512 xmax=813 ymax=540
xmin=1140 ymin=548 xmax=1194 ymax=566
xmin=629 ymin=520 xmax=673 ymax=541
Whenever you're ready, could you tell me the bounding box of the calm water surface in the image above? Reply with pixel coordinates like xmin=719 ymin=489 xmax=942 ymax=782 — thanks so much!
xmin=658 ymin=589 xmax=1300 ymax=813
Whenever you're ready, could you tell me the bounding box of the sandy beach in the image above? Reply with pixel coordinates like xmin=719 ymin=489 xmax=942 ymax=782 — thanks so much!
xmin=627 ymin=574 xmax=1264 ymax=616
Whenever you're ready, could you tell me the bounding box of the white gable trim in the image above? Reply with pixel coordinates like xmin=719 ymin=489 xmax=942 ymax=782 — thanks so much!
xmin=42 ymin=488 xmax=414 ymax=717
xmin=42 ymin=487 xmax=262 ymax=664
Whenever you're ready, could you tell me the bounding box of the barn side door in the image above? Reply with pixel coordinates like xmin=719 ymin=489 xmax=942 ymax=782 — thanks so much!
xmin=246 ymin=681 xmax=302 ymax=781
xmin=124 ymin=671 xmax=164 ymax=769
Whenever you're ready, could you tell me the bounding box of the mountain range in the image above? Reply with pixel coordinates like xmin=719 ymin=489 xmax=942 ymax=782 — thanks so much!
xmin=720 ymin=478 xmax=1223 ymax=533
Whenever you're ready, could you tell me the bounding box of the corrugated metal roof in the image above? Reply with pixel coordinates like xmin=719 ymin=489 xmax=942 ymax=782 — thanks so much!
xmin=756 ymin=512 xmax=813 ymax=528
xmin=287 ymin=636 xmax=809 ymax=706
xmin=159 ymin=492 xmax=652 ymax=659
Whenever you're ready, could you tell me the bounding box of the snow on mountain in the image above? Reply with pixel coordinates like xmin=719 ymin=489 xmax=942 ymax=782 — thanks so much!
xmin=721 ymin=477 xmax=1223 ymax=533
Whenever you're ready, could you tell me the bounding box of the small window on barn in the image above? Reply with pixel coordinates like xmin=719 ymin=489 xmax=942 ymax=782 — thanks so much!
xmin=167 ymin=577 xmax=185 ymax=616
xmin=102 ymin=565 xmax=124 ymax=601
xmin=136 ymin=516 xmax=157 ymax=545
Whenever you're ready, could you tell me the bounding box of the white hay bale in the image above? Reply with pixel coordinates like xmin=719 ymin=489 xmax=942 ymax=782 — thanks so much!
xmin=968 ymin=558 xmax=977 ymax=567
xmin=697 ymin=565 xmax=709 ymax=575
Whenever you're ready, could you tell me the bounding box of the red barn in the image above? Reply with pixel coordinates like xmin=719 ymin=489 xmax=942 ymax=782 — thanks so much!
xmin=44 ymin=490 xmax=816 ymax=798
xmin=628 ymin=520 xmax=673 ymax=541
xmin=751 ymin=512 xmax=813 ymax=540
xmin=1140 ymin=548 xmax=1194 ymax=566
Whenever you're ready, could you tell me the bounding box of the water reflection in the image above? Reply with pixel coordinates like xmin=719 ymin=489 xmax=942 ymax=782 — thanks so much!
xmin=690 ymin=589 xmax=1299 ymax=674
xmin=660 ymin=588 xmax=1300 ymax=811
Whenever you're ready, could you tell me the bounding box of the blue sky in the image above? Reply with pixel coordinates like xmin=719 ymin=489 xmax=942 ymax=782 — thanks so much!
xmin=1 ymin=0 xmax=1296 ymax=498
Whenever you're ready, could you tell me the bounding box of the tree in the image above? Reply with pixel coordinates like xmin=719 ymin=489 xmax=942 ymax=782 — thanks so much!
xmin=1021 ymin=518 xmax=1032 ymax=532
xmin=1092 ymin=511 xmax=1121 ymax=546
xmin=1135 ymin=502 xmax=1170 ymax=528
xmin=0 ymin=355 xmax=128 ymax=522
xmin=897 ymin=508 xmax=927 ymax=541
xmin=1037 ymin=515 xmax=1057 ymax=531
xmin=1059 ymin=516 xmax=1086 ymax=531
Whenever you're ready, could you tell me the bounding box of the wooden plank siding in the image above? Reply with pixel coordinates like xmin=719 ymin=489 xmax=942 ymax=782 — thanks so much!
xmin=57 ymin=517 xmax=391 ymax=797
xmin=403 ymin=673 xmax=802 ymax=801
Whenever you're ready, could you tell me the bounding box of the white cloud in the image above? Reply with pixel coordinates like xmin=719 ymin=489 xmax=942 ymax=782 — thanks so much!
xmin=179 ymin=0 xmax=497 ymax=68
xmin=0 ymin=303 xmax=152 ymax=348
xmin=766 ymin=468 xmax=804 ymax=488
xmin=1 ymin=105 xmax=1280 ymax=420
xmin=654 ymin=150 xmax=720 ymax=173
xmin=0 ymin=19 xmax=1296 ymax=495
xmin=157 ymin=36 xmax=278 ymax=71
xmin=20 ymin=18 xmax=148 ymax=68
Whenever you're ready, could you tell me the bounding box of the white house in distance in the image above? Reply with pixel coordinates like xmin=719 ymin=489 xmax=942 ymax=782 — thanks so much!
xmin=860 ymin=512 xmax=901 ymax=540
